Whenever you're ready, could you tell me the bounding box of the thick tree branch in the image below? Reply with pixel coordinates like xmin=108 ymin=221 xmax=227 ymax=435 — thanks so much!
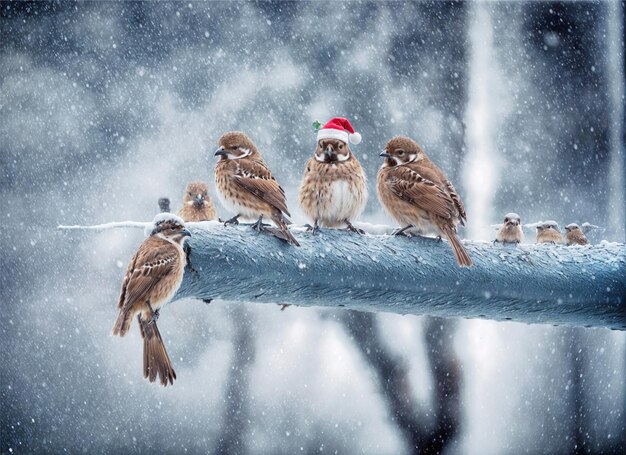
xmin=175 ymin=224 xmax=626 ymax=330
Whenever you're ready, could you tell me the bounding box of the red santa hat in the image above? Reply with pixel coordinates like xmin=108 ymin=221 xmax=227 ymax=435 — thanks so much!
xmin=316 ymin=117 xmax=362 ymax=145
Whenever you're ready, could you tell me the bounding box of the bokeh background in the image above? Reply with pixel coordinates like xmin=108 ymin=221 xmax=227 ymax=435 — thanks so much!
xmin=1 ymin=1 xmax=625 ymax=454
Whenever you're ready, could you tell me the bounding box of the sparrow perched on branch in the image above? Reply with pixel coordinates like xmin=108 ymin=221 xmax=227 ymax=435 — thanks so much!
xmin=565 ymin=223 xmax=589 ymax=245
xmin=535 ymin=221 xmax=564 ymax=244
xmin=495 ymin=213 xmax=523 ymax=244
xmin=377 ymin=136 xmax=472 ymax=267
xmin=178 ymin=182 xmax=217 ymax=222
xmin=112 ymin=213 xmax=191 ymax=386
xmin=299 ymin=117 xmax=367 ymax=234
xmin=214 ymin=131 xmax=299 ymax=246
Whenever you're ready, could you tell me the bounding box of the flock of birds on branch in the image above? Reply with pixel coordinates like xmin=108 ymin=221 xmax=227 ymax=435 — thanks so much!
xmin=110 ymin=117 xmax=595 ymax=386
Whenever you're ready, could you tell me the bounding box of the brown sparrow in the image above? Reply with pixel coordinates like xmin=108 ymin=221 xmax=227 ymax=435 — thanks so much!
xmin=535 ymin=221 xmax=564 ymax=244
xmin=299 ymin=117 xmax=367 ymax=233
xmin=565 ymin=223 xmax=589 ymax=245
xmin=214 ymin=131 xmax=299 ymax=246
xmin=495 ymin=212 xmax=523 ymax=244
xmin=178 ymin=181 xmax=217 ymax=222
xmin=377 ymin=136 xmax=472 ymax=267
xmin=112 ymin=213 xmax=190 ymax=386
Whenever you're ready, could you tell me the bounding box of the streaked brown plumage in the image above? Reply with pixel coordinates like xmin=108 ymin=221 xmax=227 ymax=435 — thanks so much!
xmin=495 ymin=212 xmax=523 ymax=244
xmin=535 ymin=221 xmax=564 ymax=244
xmin=214 ymin=131 xmax=299 ymax=246
xmin=299 ymin=138 xmax=367 ymax=231
xmin=112 ymin=216 xmax=190 ymax=386
xmin=377 ymin=136 xmax=472 ymax=267
xmin=565 ymin=223 xmax=589 ymax=245
xmin=178 ymin=182 xmax=217 ymax=222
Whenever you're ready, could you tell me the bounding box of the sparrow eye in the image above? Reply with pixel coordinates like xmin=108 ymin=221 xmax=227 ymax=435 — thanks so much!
xmin=505 ymin=218 xmax=509 ymax=223
xmin=188 ymin=192 xmax=192 ymax=196
xmin=398 ymin=150 xmax=404 ymax=156
xmin=339 ymin=144 xmax=343 ymax=150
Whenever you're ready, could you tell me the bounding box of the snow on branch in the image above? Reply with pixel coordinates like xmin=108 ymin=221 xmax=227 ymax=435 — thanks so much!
xmin=58 ymin=220 xmax=626 ymax=330
xmin=176 ymin=224 xmax=626 ymax=331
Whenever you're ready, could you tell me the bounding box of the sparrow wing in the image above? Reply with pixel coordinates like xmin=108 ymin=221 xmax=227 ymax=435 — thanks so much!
xmin=385 ymin=166 xmax=457 ymax=221
xmin=233 ymin=159 xmax=291 ymax=216
xmin=445 ymin=180 xmax=467 ymax=225
xmin=119 ymin=238 xmax=180 ymax=311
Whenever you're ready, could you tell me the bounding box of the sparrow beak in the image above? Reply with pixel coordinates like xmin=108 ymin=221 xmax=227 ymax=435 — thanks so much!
xmin=195 ymin=194 xmax=203 ymax=204
xmin=379 ymin=151 xmax=390 ymax=158
xmin=181 ymin=228 xmax=192 ymax=237
xmin=214 ymin=147 xmax=227 ymax=156
xmin=325 ymin=147 xmax=333 ymax=158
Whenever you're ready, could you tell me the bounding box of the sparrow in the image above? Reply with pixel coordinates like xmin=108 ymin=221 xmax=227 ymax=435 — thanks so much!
xmin=377 ymin=136 xmax=472 ymax=267
xmin=495 ymin=212 xmax=523 ymax=244
xmin=299 ymin=137 xmax=367 ymax=233
xmin=158 ymin=197 xmax=171 ymax=213
xmin=565 ymin=223 xmax=589 ymax=245
xmin=112 ymin=213 xmax=191 ymax=386
xmin=214 ymin=131 xmax=300 ymax=246
xmin=535 ymin=220 xmax=564 ymax=244
xmin=178 ymin=181 xmax=217 ymax=222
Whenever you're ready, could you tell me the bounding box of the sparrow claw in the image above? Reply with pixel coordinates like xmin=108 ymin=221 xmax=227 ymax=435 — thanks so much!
xmin=392 ymin=225 xmax=413 ymax=237
xmin=203 ymin=298 xmax=212 ymax=305
xmin=224 ymin=215 xmax=240 ymax=226
xmin=250 ymin=216 xmax=270 ymax=232
xmin=279 ymin=304 xmax=290 ymax=311
xmin=305 ymin=223 xmax=322 ymax=235
xmin=344 ymin=220 xmax=365 ymax=235
xmin=435 ymin=235 xmax=443 ymax=243
xmin=148 ymin=304 xmax=160 ymax=324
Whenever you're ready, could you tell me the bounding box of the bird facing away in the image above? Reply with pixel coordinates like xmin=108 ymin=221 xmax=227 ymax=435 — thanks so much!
xmin=178 ymin=181 xmax=217 ymax=222
xmin=535 ymin=220 xmax=564 ymax=244
xmin=565 ymin=223 xmax=589 ymax=245
xmin=214 ymin=131 xmax=299 ymax=246
xmin=495 ymin=212 xmax=523 ymax=244
xmin=377 ymin=136 xmax=472 ymax=267
xmin=299 ymin=118 xmax=367 ymax=233
xmin=112 ymin=213 xmax=191 ymax=386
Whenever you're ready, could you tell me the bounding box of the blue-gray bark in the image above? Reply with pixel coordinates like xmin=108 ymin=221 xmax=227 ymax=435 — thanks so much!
xmin=176 ymin=225 xmax=626 ymax=331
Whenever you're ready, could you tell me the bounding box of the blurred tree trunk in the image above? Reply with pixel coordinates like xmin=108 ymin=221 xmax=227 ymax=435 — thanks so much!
xmin=215 ymin=305 xmax=256 ymax=455
xmin=566 ymin=329 xmax=587 ymax=455
xmin=341 ymin=311 xmax=461 ymax=455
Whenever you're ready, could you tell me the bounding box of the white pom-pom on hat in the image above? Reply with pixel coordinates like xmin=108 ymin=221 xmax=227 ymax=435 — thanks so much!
xmin=349 ymin=132 xmax=362 ymax=145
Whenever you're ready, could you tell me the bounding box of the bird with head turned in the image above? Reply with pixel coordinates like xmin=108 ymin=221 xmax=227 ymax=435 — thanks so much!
xmin=178 ymin=181 xmax=217 ymax=222
xmin=112 ymin=213 xmax=191 ymax=386
xmin=299 ymin=117 xmax=367 ymax=234
xmin=377 ymin=136 xmax=472 ymax=267
xmin=535 ymin=220 xmax=564 ymax=244
xmin=214 ymin=131 xmax=299 ymax=246
xmin=565 ymin=223 xmax=589 ymax=246
xmin=495 ymin=212 xmax=523 ymax=244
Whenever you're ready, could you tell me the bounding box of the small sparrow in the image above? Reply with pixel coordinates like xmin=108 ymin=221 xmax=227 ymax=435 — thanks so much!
xmin=112 ymin=213 xmax=191 ymax=386
xmin=565 ymin=223 xmax=589 ymax=245
xmin=214 ymin=131 xmax=299 ymax=246
xmin=377 ymin=136 xmax=472 ymax=267
xmin=178 ymin=182 xmax=217 ymax=222
xmin=535 ymin=220 xmax=564 ymax=244
xmin=495 ymin=212 xmax=523 ymax=244
xmin=299 ymin=117 xmax=367 ymax=233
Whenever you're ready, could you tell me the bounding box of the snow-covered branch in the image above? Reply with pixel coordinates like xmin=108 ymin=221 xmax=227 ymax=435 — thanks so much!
xmin=175 ymin=223 xmax=626 ymax=331
xmin=58 ymin=219 xmax=626 ymax=330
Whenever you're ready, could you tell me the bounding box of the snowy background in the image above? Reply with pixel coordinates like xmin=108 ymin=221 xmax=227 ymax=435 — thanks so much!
xmin=1 ymin=1 xmax=625 ymax=453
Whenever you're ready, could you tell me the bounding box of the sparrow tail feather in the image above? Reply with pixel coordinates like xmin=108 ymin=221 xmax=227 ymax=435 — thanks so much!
xmin=112 ymin=308 xmax=133 ymax=337
xmin=273 ymin=213 xmax=300 ymax=247
xmin=139 ymin=316 xmax=176 ymax=386
xmin=441 ymin=225 xmax=473 ymax=267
